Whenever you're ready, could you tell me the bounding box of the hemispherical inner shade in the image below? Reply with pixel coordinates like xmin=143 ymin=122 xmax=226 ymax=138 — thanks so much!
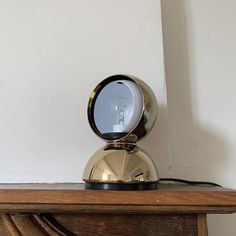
xmin=93 ymin=80 xmax=143 ymax=139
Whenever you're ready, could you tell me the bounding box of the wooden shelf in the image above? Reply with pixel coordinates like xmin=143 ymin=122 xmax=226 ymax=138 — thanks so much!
xmin=0 ymin=183 xmax=235 ymax=235
xmin=0 ymin=183 xmax=235 ymax=213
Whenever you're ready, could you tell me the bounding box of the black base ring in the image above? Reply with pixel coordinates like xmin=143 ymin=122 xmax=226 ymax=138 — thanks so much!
xmin=84 ymin=182 xmax=158 ymax=190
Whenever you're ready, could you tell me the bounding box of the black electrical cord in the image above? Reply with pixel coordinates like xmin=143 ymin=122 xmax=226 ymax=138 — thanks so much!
xmin=159 ymin=178 xmax=222 ymax=187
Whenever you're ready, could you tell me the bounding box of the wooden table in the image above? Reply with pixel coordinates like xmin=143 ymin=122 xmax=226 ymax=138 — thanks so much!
xmin=0 ymin=183 xmax=235 ymax=235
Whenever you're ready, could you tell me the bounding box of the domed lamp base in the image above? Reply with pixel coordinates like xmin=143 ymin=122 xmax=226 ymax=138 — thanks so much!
xmin=83 ymin=143 xmax=159 ymax=190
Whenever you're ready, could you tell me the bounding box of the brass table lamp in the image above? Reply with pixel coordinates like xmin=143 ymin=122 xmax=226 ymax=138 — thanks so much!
xmin=83 ymin=75 xmax=159 ymax=190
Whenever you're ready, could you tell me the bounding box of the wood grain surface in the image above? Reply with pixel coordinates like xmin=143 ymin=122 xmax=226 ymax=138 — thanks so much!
xmin=0 ymin=184 xmax=232 ymax=235
xmin=0 ymin=213 xmax=199 ymax=236
xmin=0 ymin=184 xmax=234 ymax=215
xmin=0 ymin=184 xmax=235 ymax=207
xmin=197 ymin=214 xmax=208 ymax=236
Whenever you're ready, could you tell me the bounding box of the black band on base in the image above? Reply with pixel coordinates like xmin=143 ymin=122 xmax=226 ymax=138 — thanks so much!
xmin=102 ymin=132 xmax=128 ymax=140
xmin=84 ymin=182 xmax=158 ymax=190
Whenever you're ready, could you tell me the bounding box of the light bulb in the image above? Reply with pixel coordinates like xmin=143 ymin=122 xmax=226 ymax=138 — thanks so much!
xmin=110 ymin=98 xmax=128 ymax=132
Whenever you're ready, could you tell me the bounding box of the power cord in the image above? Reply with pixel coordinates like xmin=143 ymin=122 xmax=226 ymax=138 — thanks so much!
xmin=159 ymin=178 xmax=222 ymax=187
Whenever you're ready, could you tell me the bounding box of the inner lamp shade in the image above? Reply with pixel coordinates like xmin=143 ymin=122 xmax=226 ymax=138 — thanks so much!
xmin=93 ymin=80 xmax=143 ymax=140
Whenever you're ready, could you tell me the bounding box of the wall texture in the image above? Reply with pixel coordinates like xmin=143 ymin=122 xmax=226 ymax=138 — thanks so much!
xmin=0 ymin=0 xmax=169 ymax=182
xmin=161 ymin=1 xmax=236 ymax=235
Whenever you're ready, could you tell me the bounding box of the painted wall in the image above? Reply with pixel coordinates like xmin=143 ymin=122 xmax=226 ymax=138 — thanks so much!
xmin=0 ymin=1 xmax=169 ymax=182
xmin=161 ymin=1 xmax=236 ymax=235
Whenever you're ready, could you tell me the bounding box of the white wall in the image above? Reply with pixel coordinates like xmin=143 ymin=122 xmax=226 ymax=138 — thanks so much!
xmin=0 ymin=1 xmax=169 ymax=182
xmin=161 ymin=1 xmax=236 ymax=235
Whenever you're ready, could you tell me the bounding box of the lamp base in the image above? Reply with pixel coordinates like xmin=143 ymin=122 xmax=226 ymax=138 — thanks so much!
xmin=84 ymin=181 xmax=158 ymax=190
xmin=83 ymin=142 xmax=159 ymax=191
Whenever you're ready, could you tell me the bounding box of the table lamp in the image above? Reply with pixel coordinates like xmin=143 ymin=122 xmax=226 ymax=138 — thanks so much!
xmin=83 ymin=74 xmax=159 ymax=190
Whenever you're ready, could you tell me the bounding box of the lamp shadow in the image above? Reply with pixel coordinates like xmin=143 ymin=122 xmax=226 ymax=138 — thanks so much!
xmin=140 ymin=105 xmax=172 ymax=177
xmin=161 ymin=1 xmax=235 ymax=235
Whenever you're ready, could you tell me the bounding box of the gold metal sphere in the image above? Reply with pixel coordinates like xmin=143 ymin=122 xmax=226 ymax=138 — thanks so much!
xmin=87 ymin=74 xmax=158 ymax=142
xmin=83 ymin=143 xmax=158 ymax=186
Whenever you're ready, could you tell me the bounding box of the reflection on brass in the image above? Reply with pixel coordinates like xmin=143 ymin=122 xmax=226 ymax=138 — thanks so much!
xmin=83 ymin=143 xmax=158 ymax=183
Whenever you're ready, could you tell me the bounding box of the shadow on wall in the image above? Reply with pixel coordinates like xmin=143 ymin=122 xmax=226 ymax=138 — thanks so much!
xmin=161 ymin=1 xmax=235 ymax=236
xmin=161 ymin=0 xmax=229 ymax=182
xmin=141 ymin=105 xmax=171 ymax=178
